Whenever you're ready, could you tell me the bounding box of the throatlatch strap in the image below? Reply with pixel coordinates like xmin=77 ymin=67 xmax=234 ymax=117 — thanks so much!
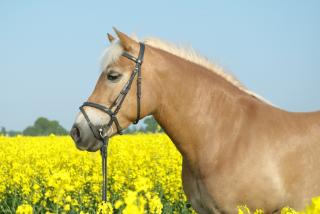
xmin=134 ymin=43 xmax=145 ymax=124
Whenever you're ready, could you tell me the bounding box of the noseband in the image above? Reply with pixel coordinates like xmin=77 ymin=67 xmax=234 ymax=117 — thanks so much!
xmin=79 ymin=43 xmax=145 ymax=202
xmin=79 ymin=42 xmax=145 ymax=140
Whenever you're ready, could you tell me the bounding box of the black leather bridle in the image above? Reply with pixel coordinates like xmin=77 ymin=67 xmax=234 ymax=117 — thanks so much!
xmin=78 ymin=42 xmax=145 ymax=202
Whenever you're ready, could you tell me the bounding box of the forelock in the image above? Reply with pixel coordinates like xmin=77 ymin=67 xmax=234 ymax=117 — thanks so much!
xmin=100 ymin=42 xmax=124 ymax=71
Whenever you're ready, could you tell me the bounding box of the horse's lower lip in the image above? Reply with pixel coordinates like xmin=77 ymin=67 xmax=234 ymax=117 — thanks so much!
xmin=87 ymin=143 xmax=102 ymax=152
xmin=76 ymin=144 xmax=87 ymax=151
xmin=87 ymin=147 xmax=100 ymax=152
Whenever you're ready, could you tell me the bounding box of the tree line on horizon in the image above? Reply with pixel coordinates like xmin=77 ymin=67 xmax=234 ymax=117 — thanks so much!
xmin=0 ymin=116 xmax=163 ymax=136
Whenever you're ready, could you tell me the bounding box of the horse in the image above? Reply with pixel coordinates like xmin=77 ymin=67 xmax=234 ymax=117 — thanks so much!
xmin=70 ymin=28 xmax=320 ymax=213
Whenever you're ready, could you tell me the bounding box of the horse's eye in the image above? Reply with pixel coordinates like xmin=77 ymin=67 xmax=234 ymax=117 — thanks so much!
xmin=107 ymin=71 xmax=122 ymax=82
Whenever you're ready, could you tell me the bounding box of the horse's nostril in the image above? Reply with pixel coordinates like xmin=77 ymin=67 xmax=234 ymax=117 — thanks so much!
xmin=70 ymin=125 xmax=81 ymax=143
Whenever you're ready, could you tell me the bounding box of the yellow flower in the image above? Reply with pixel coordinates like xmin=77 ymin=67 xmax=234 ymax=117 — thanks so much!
xmin=238 ymin=205 xmax=251 ymax=214
xmin=63 ymin=204 xmax=70 ymax=211
xmin=303 ymin=196 xmax=320 ymax=214
xmin=281 ymin=207 xmax=299 ymax=214
xmin=254 ymin=209 xmax=264 ymax=214
xmin=114 ymin=200 xmax=123 ymax=209
xmin=16 ymin=204 xmax=33 ymax=214
xmin=97 ymin=201 xmax=113 ymax=214
xmin=148 ymin=194 xmax=163 ymax=214
xmin=65 ymin=195 xmax=72 ymax=203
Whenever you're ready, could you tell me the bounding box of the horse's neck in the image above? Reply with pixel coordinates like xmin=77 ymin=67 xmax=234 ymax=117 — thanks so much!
xmin=152 ymin=54 xmax=256 ymax=169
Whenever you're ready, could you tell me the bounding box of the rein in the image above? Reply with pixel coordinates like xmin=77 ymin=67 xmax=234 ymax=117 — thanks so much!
xmin=79 ymin=43 xmax=145 ymax=202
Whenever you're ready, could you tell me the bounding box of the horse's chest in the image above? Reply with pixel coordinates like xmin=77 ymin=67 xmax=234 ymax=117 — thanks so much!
xmin=182 ymin=164 xmax=223 ymax=213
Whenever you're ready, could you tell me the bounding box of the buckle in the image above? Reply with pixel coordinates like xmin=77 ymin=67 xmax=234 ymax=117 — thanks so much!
xmin=136 ymin=59 xmax=142 ymax=65
xmin=99 ymin=128 xmax=108 ymax=139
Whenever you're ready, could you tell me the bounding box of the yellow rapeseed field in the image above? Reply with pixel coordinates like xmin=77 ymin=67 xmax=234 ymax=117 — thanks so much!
xmin=0 ymin=134 xmax=319 ymax=214
xmin=0 ymin=134 xmax=191 ymax=214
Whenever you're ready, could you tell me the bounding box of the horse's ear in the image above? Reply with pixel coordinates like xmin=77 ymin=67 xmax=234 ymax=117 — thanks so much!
xmin=113 ymin=27 xmax=138 ymax=51
xmin=107 ymin=33 xmax=115 ymax=43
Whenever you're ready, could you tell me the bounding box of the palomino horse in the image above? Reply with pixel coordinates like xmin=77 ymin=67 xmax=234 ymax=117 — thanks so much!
xmin=70 ymin=28 xmax=320 ymax=213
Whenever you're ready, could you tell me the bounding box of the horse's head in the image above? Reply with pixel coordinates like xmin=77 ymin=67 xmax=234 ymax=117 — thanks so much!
xmin=70 ymin=29 xmax=158 ymax=151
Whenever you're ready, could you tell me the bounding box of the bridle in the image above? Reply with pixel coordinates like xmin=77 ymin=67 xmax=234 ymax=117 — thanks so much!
xmin=79 ymin=42 xmax=145 ymax=139
xmin=79 ymin=42 xmax=145 ymax=202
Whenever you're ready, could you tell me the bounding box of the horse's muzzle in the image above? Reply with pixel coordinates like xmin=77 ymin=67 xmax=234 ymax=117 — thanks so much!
xmin=70 ymin=124 xmax=103 ymax=152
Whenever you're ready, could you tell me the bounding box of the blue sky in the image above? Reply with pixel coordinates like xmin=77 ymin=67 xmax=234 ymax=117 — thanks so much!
xmin=1 ymin=1 xmax=319 ymax=131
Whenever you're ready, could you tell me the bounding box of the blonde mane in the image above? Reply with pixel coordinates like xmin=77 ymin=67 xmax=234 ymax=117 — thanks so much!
xmin=145 ymin=38 xmax=245 ymax=88
xmin=101 ymin=37 xmax=271 ymax=105
xmin=144 ymin=37 xmax=272 ymax=105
